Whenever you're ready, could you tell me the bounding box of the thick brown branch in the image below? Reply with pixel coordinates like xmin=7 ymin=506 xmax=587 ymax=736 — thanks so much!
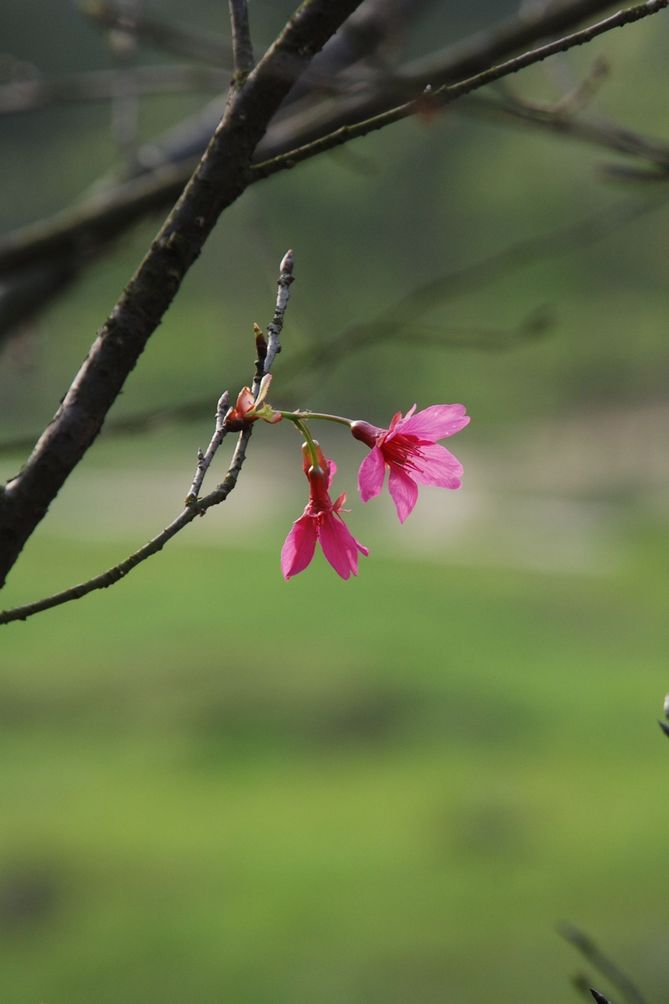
xmin=0 ymin=0 xmax=363 ymax=587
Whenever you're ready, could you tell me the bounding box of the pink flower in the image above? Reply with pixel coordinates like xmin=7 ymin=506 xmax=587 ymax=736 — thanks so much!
xmin=351 ymin=404 xmax=470 ymax=523
xmin=281 ymin=443 xmax=368 ymax=581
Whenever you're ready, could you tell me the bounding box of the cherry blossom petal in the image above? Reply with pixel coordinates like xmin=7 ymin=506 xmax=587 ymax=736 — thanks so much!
xmin=410 ymin=443 xmax=463 ymax=488
xmin=388 ymin=465 xmax=419 ymax=523
xmin=234 ymin=387 xmax=255 ymax=414
xmin=319 ymin=513 xmax=366 ymax=579
xmin=387 ymin=409 xmax=406 ymax=435
xmin=281 ymin=515 xmax=317 ymax=580
xmin=397 ymin=404 xmax=470 ymax=441
xmin=358 ymin=446 xmax=386 ymax=502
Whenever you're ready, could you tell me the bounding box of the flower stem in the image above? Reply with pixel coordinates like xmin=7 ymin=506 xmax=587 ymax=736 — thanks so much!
xmin=279 ymin=410 xmax=352 ymax=428
xmin=292 ymin=417 xmax=320 ymax=470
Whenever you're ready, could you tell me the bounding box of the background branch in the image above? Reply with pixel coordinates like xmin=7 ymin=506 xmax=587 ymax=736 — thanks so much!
xmin=560 ymin=924 xmax=648 ymax=1004
xmin=0 ymin=65 xmax=228 ymax=115
xmin=0 ymin=0 xmax=629 ymax=337
xmin=464 ymin=92 xmax=669 ymax=175
xmin=1 ymin=194 xmax=661 ymax=457
xmin=78 ymin=0 xmax=231 ymax=66
xmin=228 ymin=0 xmax=254 ymax=81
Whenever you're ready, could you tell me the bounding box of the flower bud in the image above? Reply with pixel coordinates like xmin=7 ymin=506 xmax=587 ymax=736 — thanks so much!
xmin=350 ymin=420 xmax=380 ymax=448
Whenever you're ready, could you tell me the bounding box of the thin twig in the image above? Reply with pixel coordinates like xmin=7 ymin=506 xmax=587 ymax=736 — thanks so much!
xmin=0 ymin=65 xmax=228 ymax=115
xmin=185 ymin=390 xmax=230 ymax=505
xmin=0 ymin=253 xmax=294 ymax=625
xmin=560 ymin=924 xmax=648 ymax=1004
xmin=275 ymin=195 xmax=663 ymax=383
xmin=109 ymin=0 xmax=142 ymax=163
xmin=228 ymin=0 xmax=255 ymax=81
xmin=79 ymin=0 xmax=232 ymax=66
xmin=591 ymin=990 xmax=615 ymax=1004
xmin=464 ymin=93 xmax=669 ymax=174
xmin=265 ymin=249 xmax=294 ymax=373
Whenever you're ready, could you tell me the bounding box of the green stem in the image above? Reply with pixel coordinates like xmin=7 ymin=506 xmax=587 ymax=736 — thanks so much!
xmin=292 ymin=417 xmax=320 ymax=470
xmin=279 ymin=410 xmax=352 ymax=428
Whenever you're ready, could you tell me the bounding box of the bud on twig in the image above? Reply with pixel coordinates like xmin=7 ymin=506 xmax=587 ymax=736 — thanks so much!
xmin=254 ymin=322 xmax=267 ymax=361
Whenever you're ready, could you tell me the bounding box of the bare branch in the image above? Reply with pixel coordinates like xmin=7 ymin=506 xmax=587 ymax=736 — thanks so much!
xmin=185 ymin=391 xmax=231 ymax=505
xmin=0 ymin=0 xmax=364 ymax=588
xmin=228 ymin=0 xmax=255 ymax=81
xmin=560 ymin=924 xmax=648 ymax=1004
xmin=108 ymin=0 xmax=142 ymax=163
xmin=464 ymin=93 xmax=669 ymax=174
xmin=264 ymin=249 xmax=294 ymax=373
xmin=0 ymin=252 xmax=294 ymax=626
xmin=0 ymin=65 xmax=227 ymax=115
xmin=78 ymin=0 xmax=231 ymax=66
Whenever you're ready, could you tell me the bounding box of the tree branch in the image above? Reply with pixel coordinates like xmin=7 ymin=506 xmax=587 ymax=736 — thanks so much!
xmin=184 ymin=391 xmax=231 ymax=505
xmin=78 ymin=0 xmax=232 ymax=66
xmin=0 ymin=0 xmax=364 ymax=588
xmin=228 ymin=0 xmax=255 ymax=82
xmin=0 ymin=65 xmax=228 ymax=115
xmin=560 ymin=924 xmax=648 ymax=1004
xmin=0 ymin=250 xmax=295 ymax=625
xmin=463 ymin=92 xmax=669 ymax=175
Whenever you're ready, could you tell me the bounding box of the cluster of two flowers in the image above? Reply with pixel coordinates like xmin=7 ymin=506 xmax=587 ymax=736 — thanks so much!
xmin=281 ymin=404 xmax=470 ymax=581
xmin=226 ymin=380 xmax=470 ymax=579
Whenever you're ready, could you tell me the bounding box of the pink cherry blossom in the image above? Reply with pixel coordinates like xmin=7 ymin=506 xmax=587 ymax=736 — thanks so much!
xmin=281 ymin=443 xmax=368 ymax=581
xmin=351 ymin=403 xmax=470 ymax=523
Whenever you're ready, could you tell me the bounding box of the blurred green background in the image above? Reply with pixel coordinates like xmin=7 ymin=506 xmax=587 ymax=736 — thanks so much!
xmin=1 ymin=2 xmax=669 ymax=1002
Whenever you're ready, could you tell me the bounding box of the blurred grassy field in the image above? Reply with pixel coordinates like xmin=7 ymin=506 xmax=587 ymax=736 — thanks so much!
xmin=1 ymin=525 xmax=668 ymax=1004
